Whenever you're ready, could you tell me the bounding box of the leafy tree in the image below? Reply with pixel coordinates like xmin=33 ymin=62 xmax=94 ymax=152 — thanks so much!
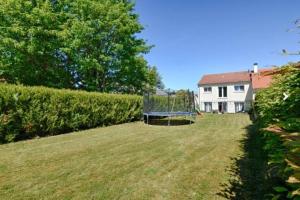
xmin=0 ymin=0 xmax=156 ymax=94
xmin=62 ymin=0 xmax=152 ymax=93
xmin=154 ymin=68 xmax=165 ymax=90
xmin=147 ymin=66 xmax=165 ymax=91
xmin=0 ymin=0 xmax=74 ymax=88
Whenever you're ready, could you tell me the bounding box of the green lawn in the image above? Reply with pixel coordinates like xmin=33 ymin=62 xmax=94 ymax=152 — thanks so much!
xmin=0 ymin=114 xmax=253 ymax=200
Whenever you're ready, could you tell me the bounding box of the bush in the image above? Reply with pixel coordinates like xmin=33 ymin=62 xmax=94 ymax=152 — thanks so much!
xmin=261 ymin=130 xmax=300 ymax=200
xmin=255 ymin=64 xmax=300 ymax=131
xmin=255 ymin=64 xmax=300 ymax=199
xmin=0 ymin=84 xmax=142 ymax=143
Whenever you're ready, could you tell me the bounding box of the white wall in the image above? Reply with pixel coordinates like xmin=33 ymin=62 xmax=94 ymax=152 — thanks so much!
xmin=198 ymin=82 xmax=253 ymax=113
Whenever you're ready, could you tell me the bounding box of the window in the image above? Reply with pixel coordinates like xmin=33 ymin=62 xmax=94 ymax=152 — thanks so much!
xmin=218 ymin=86 xmax=227 ymax=97
xmin=204 ymin=87 xmax=212 ymax=93
xmin=234 ymin=85 xmax=245 ymax=92
xmin=235 ymin=102 xmax=245 ymax=112
xmin=204 ymin=102 xmax=212 ymax=112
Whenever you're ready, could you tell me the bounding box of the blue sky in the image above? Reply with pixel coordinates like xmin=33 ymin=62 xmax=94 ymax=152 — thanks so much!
xmin=135 ymin=0 xmax=300 ymax=91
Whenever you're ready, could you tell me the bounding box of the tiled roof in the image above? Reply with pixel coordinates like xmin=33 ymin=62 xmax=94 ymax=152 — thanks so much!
xmin=251 ymin=68 xmax=275 ymax=90
xmin=198 ymin=68 xmax=276 ymax=89
xmin=198 ymin=71 xmax=250 ymax=85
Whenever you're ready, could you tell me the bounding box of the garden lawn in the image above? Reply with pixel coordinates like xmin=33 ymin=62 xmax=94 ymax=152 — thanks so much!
xmin=0 ymin=114 xmax=252 ymax=200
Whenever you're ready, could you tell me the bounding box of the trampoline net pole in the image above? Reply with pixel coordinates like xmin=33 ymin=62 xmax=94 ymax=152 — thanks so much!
xmin=192 ymin=91 xmax=195 ymax=113
xmin=147 ymin=114 xmax=149 ymax=125
xmin=183 ymin=94 xmax=186 ymax=112
xmin=167 ymin=90 xmax=170 ymax=113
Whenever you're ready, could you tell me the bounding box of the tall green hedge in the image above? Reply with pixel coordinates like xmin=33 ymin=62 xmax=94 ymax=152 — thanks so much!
xmin=0 ymin=84 xmax=142 ymax=143
xmin=255 ymin=64 xmax=300 ymax=199
xmin=255 ymin=65 xmax=300 ymax=131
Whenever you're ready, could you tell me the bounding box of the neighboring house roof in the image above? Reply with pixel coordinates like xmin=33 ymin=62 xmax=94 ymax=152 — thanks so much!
xmin=155 ymin=89 xmax=168 ymax=96
xmin=260 ymin=63 xmax=300 ymax=76
xmin=251 ymin=68 xmax=275 ymax=90
xmin=253 ymin=63 xmax=300 ymax=89
xmin=198 ymin=71 xmax=250 ymax=85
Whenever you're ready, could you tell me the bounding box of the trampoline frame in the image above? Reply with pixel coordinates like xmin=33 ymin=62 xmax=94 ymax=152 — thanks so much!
xmin=143 ymin=89 xmax=197 ymax=126
xmin=144 ymin=111 xmax=197 ymax=125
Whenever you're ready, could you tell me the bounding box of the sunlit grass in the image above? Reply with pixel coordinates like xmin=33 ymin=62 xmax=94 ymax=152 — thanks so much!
xmin=0 ymin=114 xmax=251 ymax=200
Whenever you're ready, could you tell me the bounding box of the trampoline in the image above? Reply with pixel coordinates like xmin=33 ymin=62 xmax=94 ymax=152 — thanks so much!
xmin=143 ymin=89 xmax=197 ymax=125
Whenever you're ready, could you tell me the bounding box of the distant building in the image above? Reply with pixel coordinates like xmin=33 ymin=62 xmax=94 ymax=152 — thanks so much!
xmin=197 ymin=64 xmax=275 ymax=113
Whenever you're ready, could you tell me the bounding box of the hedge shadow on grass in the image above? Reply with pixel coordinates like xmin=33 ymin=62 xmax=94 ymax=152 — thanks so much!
xmin=217 ymin=120 xmax=272 ymax=199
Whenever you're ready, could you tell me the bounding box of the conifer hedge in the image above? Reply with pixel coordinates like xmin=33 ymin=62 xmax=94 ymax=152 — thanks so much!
xmin=0 ymin=84 xmax=142 ymax=143
xmin=255 ymin=64 xmax=300 ymax=199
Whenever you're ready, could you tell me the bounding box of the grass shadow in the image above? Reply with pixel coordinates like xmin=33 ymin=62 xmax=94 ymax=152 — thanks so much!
xmin=143 ymin=116 xmax=195 ymax=126
xmin=217 ymin=121 xmax=272 ymax=199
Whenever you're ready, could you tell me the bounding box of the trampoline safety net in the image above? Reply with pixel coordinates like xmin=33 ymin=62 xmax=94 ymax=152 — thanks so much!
xmin=143 ymin=89 xmax=197 ymax=125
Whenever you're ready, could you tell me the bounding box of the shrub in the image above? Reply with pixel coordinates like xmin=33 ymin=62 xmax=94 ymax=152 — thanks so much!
xmin=0 ymin=84 xmax=142 ymax=143
xmin=255 ymin=65 xmax=300 ymax=131
xmin=261 ymin=130 xmax=300 ymax=200
xmin=255 ymin=64 xmax=300 ymax=199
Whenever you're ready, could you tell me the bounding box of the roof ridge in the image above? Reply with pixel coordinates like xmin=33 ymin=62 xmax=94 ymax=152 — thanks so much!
xmin=202 ymin=70 xmax=249 ymax=76
xmin=202 ymin=67 xmax=275 ymax=77
xmin=198 ymin=70 xmax=251 ymax=85
xmin=198 ymin=67 xmax=276 ymax=87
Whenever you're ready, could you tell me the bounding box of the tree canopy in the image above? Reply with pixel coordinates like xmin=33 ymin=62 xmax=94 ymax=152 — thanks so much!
xmin=147 ymin=66 xmax=165 ymax=90
xmin=0 ymin=0 xmax=162 ymax=94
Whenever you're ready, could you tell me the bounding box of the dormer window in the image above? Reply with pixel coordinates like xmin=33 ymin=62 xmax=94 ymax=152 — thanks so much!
xmin=234 ymin=85 xmax=245 ymax=92
xmin=204 ymin=87 xmax=212 ymax=93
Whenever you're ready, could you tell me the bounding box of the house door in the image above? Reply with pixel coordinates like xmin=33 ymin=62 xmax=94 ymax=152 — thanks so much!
xmin=218 ymin=102 xmax=227 ymax=113
xmin=204 ymin=102 xmax=212 ymax=112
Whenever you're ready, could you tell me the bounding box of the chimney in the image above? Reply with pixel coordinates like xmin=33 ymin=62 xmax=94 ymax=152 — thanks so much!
xmin=253 ymin=63 xmax=258 ymax=73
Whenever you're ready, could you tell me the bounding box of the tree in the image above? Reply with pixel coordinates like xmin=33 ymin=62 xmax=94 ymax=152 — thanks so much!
xmin=147 ymin=66 xmax=165 ymax=91
xmin=155 ymin=69 xmax=165 ymax=90
xmin=62 ymin=0 xmax=152 ymax=93
xmin=0 ymin=0 xmax=156 ymax=94
xmin=282 ymin=19 xmax=300 ymax=55
xmin=0 ymin=0 xmax=74 ymax=88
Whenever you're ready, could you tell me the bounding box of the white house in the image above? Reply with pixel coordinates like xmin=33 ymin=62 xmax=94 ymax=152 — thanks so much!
xmin=197 ymin=64 xmax=274 ymax=113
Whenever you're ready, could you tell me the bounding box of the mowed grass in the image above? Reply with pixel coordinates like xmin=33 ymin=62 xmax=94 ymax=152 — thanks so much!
xmin=0 ymin=114 xmax=252 ymax=200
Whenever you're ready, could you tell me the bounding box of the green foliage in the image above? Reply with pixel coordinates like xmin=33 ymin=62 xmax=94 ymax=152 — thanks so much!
xmin=0 ymin=0 xmax=74 ymax=87
xmin=262 ymin=131 xmax=288 ymax=177
xmin=255 ymin=64 xmax=300 ymax=131
xmin=147 ymin=66 xmax=165 ymax=90
xmin=261 ymin=130 xmax=300 ymax=199
xmin=255 ymin=63 xmax=300 ymax=199
xmin=273 ymin=186 xmax=288 ymax=193
xmin=0 ymin=83 xmax=142 ymax=143
xmin=62 ymin=0 xmax=152 ymax=93
xmin=0 ymin=0 xmax=156 ymax=94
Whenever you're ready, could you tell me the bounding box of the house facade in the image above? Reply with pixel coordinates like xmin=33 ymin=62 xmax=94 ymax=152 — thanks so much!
xmin=198 ymin=64 xmax=274 ymax=113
